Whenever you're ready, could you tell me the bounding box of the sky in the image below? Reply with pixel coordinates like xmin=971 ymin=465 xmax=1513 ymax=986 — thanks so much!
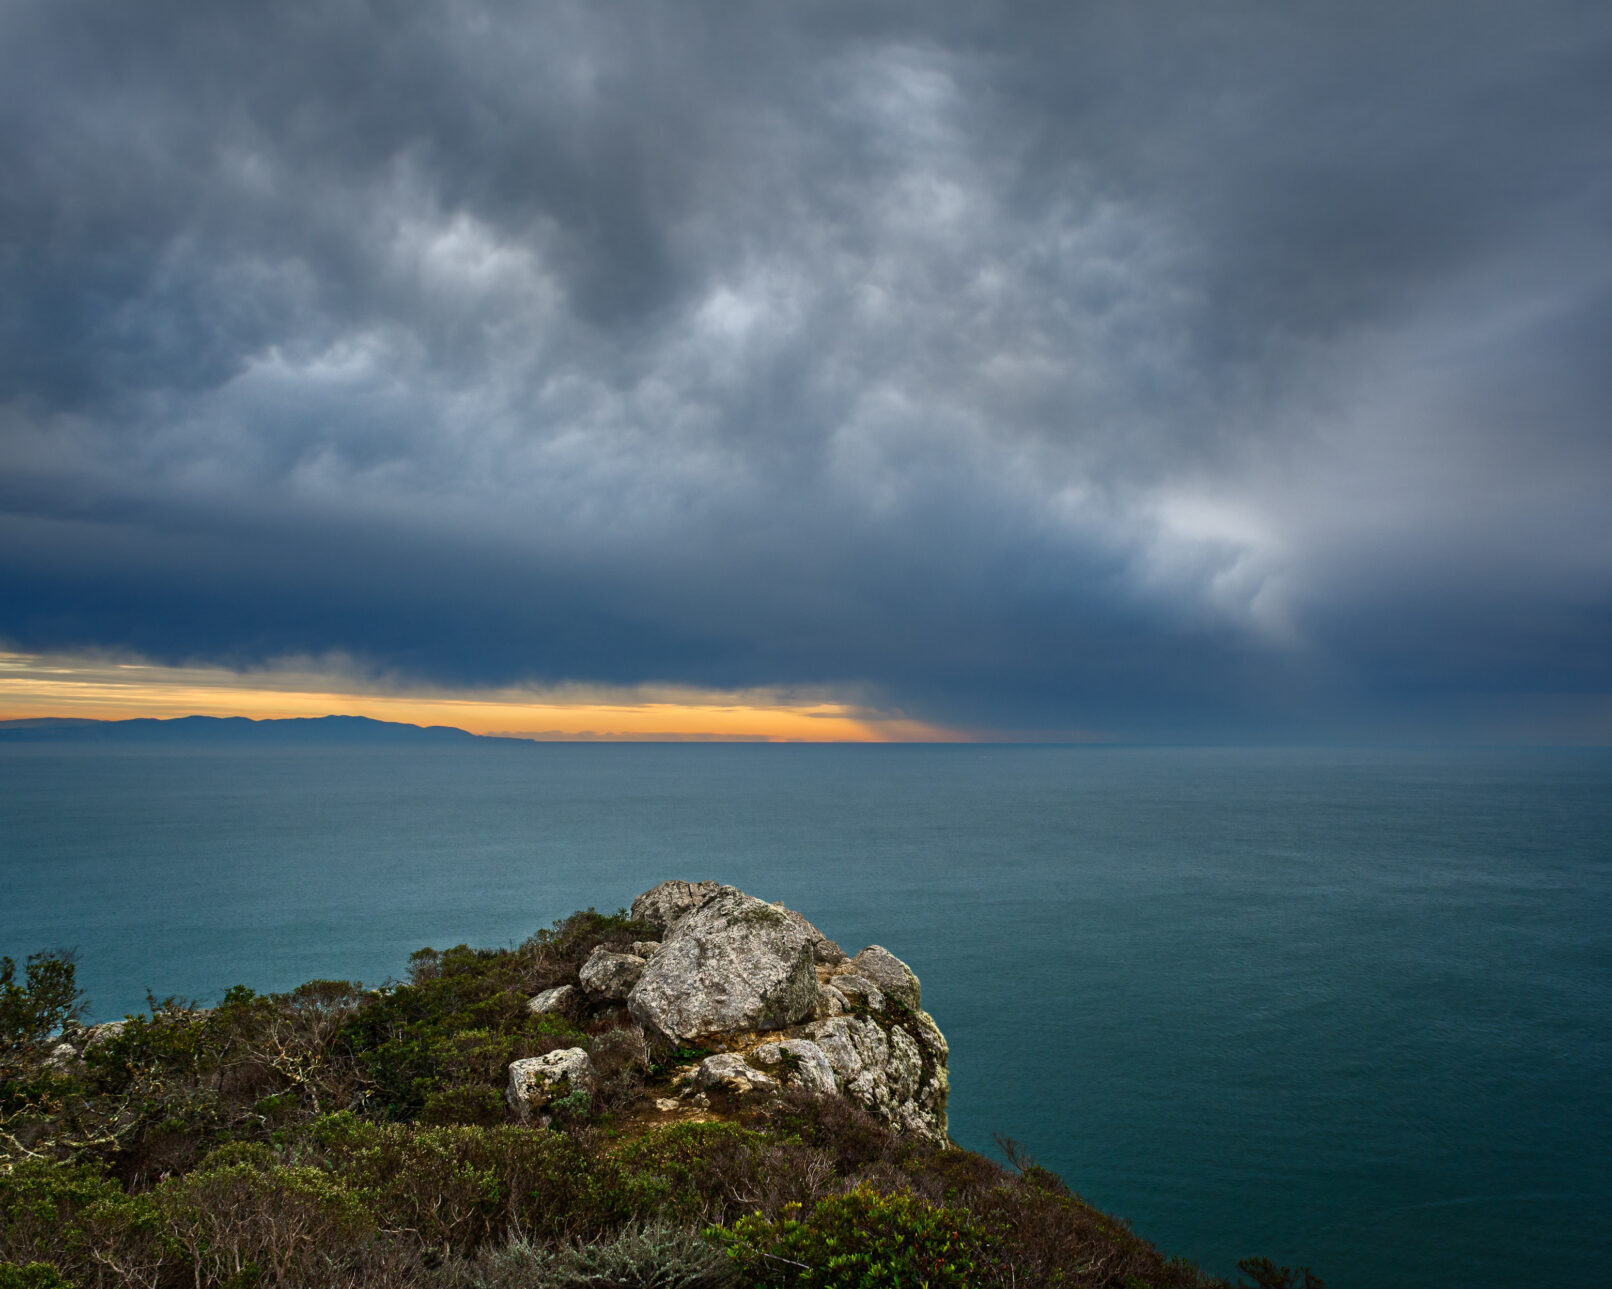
xmin=2 ymin=1 xmax=1610 ymax=742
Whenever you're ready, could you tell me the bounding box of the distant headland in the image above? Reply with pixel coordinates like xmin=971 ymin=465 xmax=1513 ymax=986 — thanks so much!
xmin=0 ymin=714 xmax=515 ymax=745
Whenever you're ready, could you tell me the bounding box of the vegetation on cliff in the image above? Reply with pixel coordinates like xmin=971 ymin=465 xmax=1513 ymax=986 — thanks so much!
xmin=1 ymin=915 xmax=1319 ymax=1288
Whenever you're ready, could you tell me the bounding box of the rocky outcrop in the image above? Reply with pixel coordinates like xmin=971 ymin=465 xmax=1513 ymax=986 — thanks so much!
xmin=507 ymin=1048 xmax=595 ymax=1124
xmin=804 ymin=1014 xmax=943 ymax=1139
xmin=779 ymin=905 xmax=849 ymax=964
xmin=506 ymin=881 xmax=950 ymax=1140
xmin=631 ymin=881 xmax=948 ymax=1140
xmin=831 ymin=973 xmax=884 ymax=1011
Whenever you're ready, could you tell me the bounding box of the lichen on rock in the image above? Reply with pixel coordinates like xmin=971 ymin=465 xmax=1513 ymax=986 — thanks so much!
xmin=507 ymin=1047 xmax=595 ymax=1123
xmin=750 ymin=1037 xmax=838 ymax=1095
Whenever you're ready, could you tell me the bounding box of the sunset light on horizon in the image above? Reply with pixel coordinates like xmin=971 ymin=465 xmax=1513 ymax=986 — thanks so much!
xmin=0 ymin=651 xmax=975 ymax=742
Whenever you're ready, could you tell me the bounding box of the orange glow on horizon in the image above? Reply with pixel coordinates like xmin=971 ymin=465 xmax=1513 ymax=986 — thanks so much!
xmin=0 ymin=651 xmax=971 ymax=742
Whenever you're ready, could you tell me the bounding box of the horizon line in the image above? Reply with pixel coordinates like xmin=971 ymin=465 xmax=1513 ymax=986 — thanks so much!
xmin=3 ymin=712 xmax=1607 ymax=750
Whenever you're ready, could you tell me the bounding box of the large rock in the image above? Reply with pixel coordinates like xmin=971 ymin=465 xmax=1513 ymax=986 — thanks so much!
xmin=750 ymin=1038 xmax=838 ymax=1095
xmin=527 ymin=985 xmax=577 ymax=1015
xmin=628 ymin=886 xmax=820 ymax=1044
xmin=579 ymin=948 xmax=647 ymax=1002
xmin=914 ymin=1052 xmax=950 ymax=1134
xmin=695 ymin=1052 xmax=777 ymax=1095
xmin=848 ymin=946 xmax=921 ymax=1009
xmin=630 ymin=880 xmax=724 ymax=935
xmin=507 ymin=1048 xmax=595 ymax=1123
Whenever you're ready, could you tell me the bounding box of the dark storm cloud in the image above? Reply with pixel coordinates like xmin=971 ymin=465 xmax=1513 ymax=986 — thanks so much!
xmin=3 ymin=0 xmax=1610 ymax=737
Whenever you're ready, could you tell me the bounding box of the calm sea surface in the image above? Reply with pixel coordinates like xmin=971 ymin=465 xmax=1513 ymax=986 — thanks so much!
xmin=2 ymin=744 xmax=1607 ymax=1287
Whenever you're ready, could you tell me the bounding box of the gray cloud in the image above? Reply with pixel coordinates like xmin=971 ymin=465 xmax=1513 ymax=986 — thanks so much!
xmin=2 ymin=0 xmax=1609 ymax=738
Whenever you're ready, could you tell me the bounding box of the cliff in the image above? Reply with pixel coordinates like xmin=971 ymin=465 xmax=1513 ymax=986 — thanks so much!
xmin=0 ymin=884 xmax=1299 ymax=1288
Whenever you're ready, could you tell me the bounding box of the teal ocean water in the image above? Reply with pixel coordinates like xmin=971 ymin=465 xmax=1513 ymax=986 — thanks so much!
xmin=2 ymin=744 xmax=1607 ymax=1286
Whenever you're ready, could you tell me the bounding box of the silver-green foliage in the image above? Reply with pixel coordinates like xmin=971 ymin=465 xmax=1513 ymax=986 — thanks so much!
xmin=439 ymin=1223 xmax=736 ymax=1289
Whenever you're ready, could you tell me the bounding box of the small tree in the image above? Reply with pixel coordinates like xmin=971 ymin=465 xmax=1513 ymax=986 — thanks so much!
xmin=0 ymin=952 xmax=86 ymax=1055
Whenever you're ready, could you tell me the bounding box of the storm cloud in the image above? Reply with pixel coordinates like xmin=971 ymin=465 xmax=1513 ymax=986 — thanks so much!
xmin=3 ymin=1 xmax=1610 ymax=738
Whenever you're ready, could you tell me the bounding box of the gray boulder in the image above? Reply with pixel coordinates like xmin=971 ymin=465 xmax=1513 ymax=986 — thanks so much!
xmin=814 ymin=983 xmax=849 ymax=1018
xmin=507 ymin=1048 xmax=595 ymax=1123
xmin=527 ymin=984 xmax=577 ymax=1015
xmin=849 ymin=945 xmax=921 ymax=1009
xmin=628 ymin=886 xmax=820 ymax=1044
xmin=630 ymin=880 xmax=724 ymax=935
xmin=750 ymin=1038 xmax=838 ymax=1095
xmin=831 ymin=973 xmax=885 ymax=1012
xmin=579 ymin=948 xmax=647 ymax=1002
xmin=695 ymin=1052 xmax=777 ymax=1095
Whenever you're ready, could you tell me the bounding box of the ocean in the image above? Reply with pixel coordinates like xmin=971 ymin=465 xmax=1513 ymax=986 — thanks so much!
xmin=2 ymin=743 xmax=1607 ymax=1287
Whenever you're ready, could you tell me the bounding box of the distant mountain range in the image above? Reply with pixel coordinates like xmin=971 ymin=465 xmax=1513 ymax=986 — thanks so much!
xmin=0 ymin=715 xmax=518 ymax=745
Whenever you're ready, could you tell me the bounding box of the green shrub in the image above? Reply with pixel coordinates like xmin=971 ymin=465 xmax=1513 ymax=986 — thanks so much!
xmin=301 ymin=1114 xmax=610 ymax=1252
xmin=615 ymin=1121 xmax=772 ymax=1226
xmin=341 ymin=952 xmax=573 ymax=1122
xmin=0 ymin=1263 xmax=73 ymax=1289
xmin=0 ymin=1159 xmax=168 ymax=1288
xmin=513 ymin=910 xmax=660 ymax=993
xmin=715 ymin=1185 xmax=1000 ymax=1289
xmin=759 ymin=1088 xmax=903 ymax=1173
xmin=71 ymin=996 xmax=227 ymax=1178
xmin=436 ymin=1223 xmax=736 ymax=1288
xmin=420 ymin=1085 xmax=509 ymax=1127
xmin=154 ymin=1158 xmax=375 ymax=1287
